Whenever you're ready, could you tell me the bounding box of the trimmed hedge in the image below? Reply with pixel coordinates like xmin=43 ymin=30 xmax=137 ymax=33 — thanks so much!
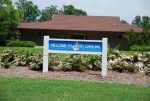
xmin=130 ymin=45 xmax=150 ymax=51
xmin=7 ymin=41 xmax=36 ymax=48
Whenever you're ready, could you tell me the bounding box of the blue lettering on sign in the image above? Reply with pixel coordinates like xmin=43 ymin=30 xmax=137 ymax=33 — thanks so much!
xmin=49 ymin=40 xmax=102 ymax=52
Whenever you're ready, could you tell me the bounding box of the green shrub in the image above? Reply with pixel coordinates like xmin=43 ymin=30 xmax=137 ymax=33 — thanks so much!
xmin=4 ymin=59 xmax=11 ymax=69
xmin=143 ymin=46 xmax=150 ymax=51
xmin=0 ymin=49 xmax=18 ymax=63
xmin=88 ymin=55 xmax=102 ymax=70
xmin=108 ymin=50 xmax=150 ymax=75
xmin=7 ymin=41 xmax=36 ymax=47
xmin=48 ymin=54 xmax=60 ymax=70
xmin=108 ymin=50 xmax=137 ymax=73
xmin=0 ymin=49 xmax=19 ymax=68
xmin=130 ymin=45 xmax=150 ymax=51
xmin=108 ymin=45 xmax=120 ymax=55
xmin=130 ymin=45 xmax=138 ymax=49
xmin=29 ymin=53 xmax=61 ymax=71
xmin=28 ymin=53 xmax=43 ymax=70
xmin=0 ymin=48 xmax=150 ymax=75
xmin=60 ymin=54 xmax=89 ymax=71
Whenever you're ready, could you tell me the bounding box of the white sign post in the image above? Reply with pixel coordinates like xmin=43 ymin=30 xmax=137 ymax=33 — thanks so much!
xmin=43 ymin=36 xmax=108 ymax=76
xmin=43 ymin=36 xmax=49 ymax=72
xmin=102 ymin=38 xmax=108 ymax=76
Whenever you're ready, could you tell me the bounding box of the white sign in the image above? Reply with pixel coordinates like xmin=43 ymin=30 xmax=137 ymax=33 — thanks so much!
xmin=43 ymin=36 xmax=108 ymax=76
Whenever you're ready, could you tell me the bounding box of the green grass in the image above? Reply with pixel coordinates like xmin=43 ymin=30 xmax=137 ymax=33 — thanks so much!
xmin=0 ymin=47 xmax=43 ymax=55
xmin=0 ymin=47 xmax=66 ymax=59
xmin=34 ymin=46 xmax=43 ymax=48
xmin=121 ymin=51 xmax=136 ymax=56
xmin=0 ymin=47 xmax=147 ymax=57
xmin=0 ymin=78 xmax=149 ymax=101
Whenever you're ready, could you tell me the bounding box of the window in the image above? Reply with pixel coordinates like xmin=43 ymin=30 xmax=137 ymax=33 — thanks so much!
xmin=51 ymin=33 xmax=66 ymax=39
xmin=71 ymin=35 xmax=85 ymax=39
xmin=43 ymin=32 xmax=48 ymax=36
xmin=117 ymin=35 xmax=123 ymax=39
xmin=37 ymin=31 xmax=48 ymax=37
xmin=37 ymin=31 xmax=42 ymax=37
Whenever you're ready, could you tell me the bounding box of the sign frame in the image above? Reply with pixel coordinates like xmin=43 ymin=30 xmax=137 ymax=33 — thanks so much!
xmin=43 ymin=36 xmax=108 ymax=76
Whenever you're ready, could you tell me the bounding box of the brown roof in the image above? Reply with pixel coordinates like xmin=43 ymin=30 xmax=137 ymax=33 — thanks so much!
xmin=18 ymin=15 xmax=143 ymax=32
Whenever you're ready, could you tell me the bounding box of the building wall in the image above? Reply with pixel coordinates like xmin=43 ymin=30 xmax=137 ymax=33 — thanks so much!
xmin=20 ymin=29 xmax=130 ymax=50
xmin=84 ymin=32 xmax=130 ymax=50
xmin=20 ymin=29 xmax=43 ymax=45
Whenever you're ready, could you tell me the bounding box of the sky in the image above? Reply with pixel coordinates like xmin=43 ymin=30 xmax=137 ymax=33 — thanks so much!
xmin=12 ymin=0 xmax=150 ymax=24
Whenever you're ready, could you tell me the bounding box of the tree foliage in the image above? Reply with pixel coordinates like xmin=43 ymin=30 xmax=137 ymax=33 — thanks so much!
xmin=15 ymin=0 xmax=40 ymax=22
xmin=132 ymin=15 xmax=141 ymax=27
xmin=121 ymin=19 xmax=129 ymax=24
xmin=39 ymin=5 xmax=59 ymax=22
xmin=123 ymin=29 xmax=150 ymax=46
xmin=141 ymin=16 xmax=150 ymax=30
xmin=39 ymin=5 xmax=87 ymax=22
xmin=0 ymin=1 xmax=88 ymax=46
xmin=126 ymin=15 xmax=150 ymax=46
xmin=60 ymin=5 xmax=87 ymax=15
xmin=132 ymin=15 xmax=150 ymax=30
xmin=0 ymin=0 xmax=20 ymax=46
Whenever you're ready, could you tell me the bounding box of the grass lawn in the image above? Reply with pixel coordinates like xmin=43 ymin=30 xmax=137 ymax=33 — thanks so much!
xmin=0 ymin=47 xmax=43 ymax=55
xmin=121 ymin=51 xmax=137 ymax=56
xmin=0 ymin=78 xmax=149 ymax=101
xmin=0 ymin=47 xmax=66 ymax=58
xmin=0 ymin=46 xmax=140 ymax=56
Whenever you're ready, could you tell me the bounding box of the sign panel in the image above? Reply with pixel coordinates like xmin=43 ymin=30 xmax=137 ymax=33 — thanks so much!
xmin=49 ymin=40 xmax=102 ymax=54
xmin=43 ymin=36 xmax=108 ymax=76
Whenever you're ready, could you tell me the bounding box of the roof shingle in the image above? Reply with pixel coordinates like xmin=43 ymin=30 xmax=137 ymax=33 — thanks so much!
xmin=18 ymin=15 xmax=143 ymax=32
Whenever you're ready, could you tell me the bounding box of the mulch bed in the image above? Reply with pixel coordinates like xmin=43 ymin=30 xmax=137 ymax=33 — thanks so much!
xmin=0 ymin=66 xmax=150 ymax=86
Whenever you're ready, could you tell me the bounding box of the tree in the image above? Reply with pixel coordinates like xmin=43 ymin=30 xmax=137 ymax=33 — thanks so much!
xmin=132 ymin=15 xmax=142 ymax=27
xmin=15 ymin=0 xmax=40 ymax=22
xmin=141 ymin=16 xmax=150 ymax=30
xmin=60 ymin=5 xmax=87 ymax=15
xmin=123 ymin=29 xmax=150 ymax=46
xmin=125 ymin=16 xmax=150 ymax=46
xmin=0 ymin=0 xmax=20 ymax=46
xmin=123 ymin=29 xmax=139 ymax=45
xmin=121 ymin=19 xmax=129 ymax=24
xmin=39 ymin=5 xmax=87 ymax=22
xmin=132 ymin=15 xmax=150 ymax=30
xmin=39 ymin=5 xmax=59 ymax=22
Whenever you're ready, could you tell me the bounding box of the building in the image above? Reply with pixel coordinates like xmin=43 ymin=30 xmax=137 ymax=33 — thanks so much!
xmin=18 ymin=15 xmax=142 ymax=50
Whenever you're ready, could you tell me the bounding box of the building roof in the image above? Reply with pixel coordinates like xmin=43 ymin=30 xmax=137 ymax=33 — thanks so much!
xmin=18 ymin=15 xmax=143 ymax=32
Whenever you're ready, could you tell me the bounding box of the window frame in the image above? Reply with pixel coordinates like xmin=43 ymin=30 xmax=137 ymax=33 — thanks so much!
xmin=117 ymin=34 xmax=123 ymax=40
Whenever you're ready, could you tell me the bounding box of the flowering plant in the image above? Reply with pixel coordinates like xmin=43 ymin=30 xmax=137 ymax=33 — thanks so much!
xmin=60 ymin=54 xmax=89 ymax=71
